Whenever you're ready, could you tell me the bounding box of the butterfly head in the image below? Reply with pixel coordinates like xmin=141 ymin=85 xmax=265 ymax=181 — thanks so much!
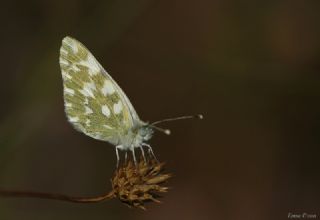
xmin=138 ymin=125 xmax=154 ymax=141
xmin=127 ymin=125 xmax=153 ymax=148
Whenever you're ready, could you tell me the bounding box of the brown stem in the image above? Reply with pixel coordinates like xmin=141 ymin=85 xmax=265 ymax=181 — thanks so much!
xmin=0 ymin=189 xmax=115 ymax=203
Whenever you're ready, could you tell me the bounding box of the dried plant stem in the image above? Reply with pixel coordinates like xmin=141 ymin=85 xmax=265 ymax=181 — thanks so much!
xmin=0 ymin=189 xmax=114 ymax=203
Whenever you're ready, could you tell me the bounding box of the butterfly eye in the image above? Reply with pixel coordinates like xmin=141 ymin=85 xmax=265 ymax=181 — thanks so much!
xmin=138 ymin=127 xmax=153 ymax=141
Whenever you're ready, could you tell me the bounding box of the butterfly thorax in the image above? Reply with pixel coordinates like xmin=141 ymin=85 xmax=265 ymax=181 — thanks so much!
xmin=117 ymin=125 xmax=153 ymax=150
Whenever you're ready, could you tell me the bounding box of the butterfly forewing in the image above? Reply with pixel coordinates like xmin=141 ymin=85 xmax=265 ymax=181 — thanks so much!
xmin=59 ymin=36 xmax=138 ymax=143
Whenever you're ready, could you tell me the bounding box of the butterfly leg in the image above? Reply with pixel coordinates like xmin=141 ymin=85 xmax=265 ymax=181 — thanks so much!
xmin=139 ymin=145 xmax=146 ymax=163
xmin=131 ymin=146 xmax=137 ymax=166
xmin=124 ymin=152 xmax=128 ymax=164
xmin=115 ymin=145 xmax=121 ymax=168
xmin=142 ymin=143 xmax=158 ymax=163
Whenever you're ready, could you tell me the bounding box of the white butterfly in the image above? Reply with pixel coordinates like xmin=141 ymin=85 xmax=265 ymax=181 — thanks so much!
xmin=59 ymin=36 xmax=202 ymax=166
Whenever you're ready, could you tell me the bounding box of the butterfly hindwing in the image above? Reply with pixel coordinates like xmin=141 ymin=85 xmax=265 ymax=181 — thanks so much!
xmin=59 ymin=36 xmax=138 ymax=144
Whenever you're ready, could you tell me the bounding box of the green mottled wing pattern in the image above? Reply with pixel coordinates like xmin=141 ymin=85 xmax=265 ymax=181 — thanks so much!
xmin=59 ymin=36 xmax=139 ymax=144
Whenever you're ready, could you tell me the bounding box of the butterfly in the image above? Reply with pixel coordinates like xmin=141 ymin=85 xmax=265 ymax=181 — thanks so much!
xmin=59 ymin=36 xmax=202 ymax=166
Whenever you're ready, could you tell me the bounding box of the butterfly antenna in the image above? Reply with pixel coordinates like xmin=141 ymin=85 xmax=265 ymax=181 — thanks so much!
xmin=149 ymin=124 xmax=171 ymax=135
xmin=151 ymin=114 xmax=203 ymax=125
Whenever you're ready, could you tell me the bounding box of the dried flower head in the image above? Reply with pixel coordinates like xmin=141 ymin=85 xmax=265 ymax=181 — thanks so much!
xmin=110 ymin=159 xmax=172 ymax=210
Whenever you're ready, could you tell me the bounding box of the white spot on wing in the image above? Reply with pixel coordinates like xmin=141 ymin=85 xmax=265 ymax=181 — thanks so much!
xmin=60 ymin=47 xmax=68 ymax=55
xmin=71 ymin=43 xmax=78 ymax=53
xmin=85 ymin=106 xmax=93 ymax=114
xmin=113 ymin=101 xmax=123 ymax=114
xmin=64 ymin=87 xmax=75 ymax=95
xmin=79 ymin=53 xmax=100 ymax=75
xmin=65 ymin=103 xmax=72 ymax=107
xmin=70 ymin=65 xmax=80 ymax=72
xmin=101 ymin=80 xmax=115 ymax=95
xmin=103 ymin=125 xmax=113 ymax=129
xmin=85 ymin=119 xmax=90 ymax=126
xmin=80 ymin=82 xmax=96 ymax=98
xmin=86 ymin=81 xmax=96 ymax=90
xmin=61 ymin=70 xmax=72 ymax=80
xmin=63 ymin=38 xmax=78 ymax=54
xmin=69 ymin=116 xmax=79 ymax=122
xmin=101 ymin=105 xmax=110 ymax=117
xmin=80 ymin=89 xmax=93 ymax=98
xmin=59 ymin=58 xmax=69 ymax=66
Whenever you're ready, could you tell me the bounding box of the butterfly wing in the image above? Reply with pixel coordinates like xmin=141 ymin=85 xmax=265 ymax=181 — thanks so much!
xmin=59 ymin=36 xmax=140 ymax=144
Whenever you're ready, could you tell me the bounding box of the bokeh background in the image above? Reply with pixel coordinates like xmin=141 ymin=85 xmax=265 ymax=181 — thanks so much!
xmin=0 ymin=1 xmax=319 ymax=219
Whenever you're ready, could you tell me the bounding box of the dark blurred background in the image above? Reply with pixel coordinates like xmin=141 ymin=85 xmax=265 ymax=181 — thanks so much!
xmin=0 ymin=0 xmax=319 ymax=219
